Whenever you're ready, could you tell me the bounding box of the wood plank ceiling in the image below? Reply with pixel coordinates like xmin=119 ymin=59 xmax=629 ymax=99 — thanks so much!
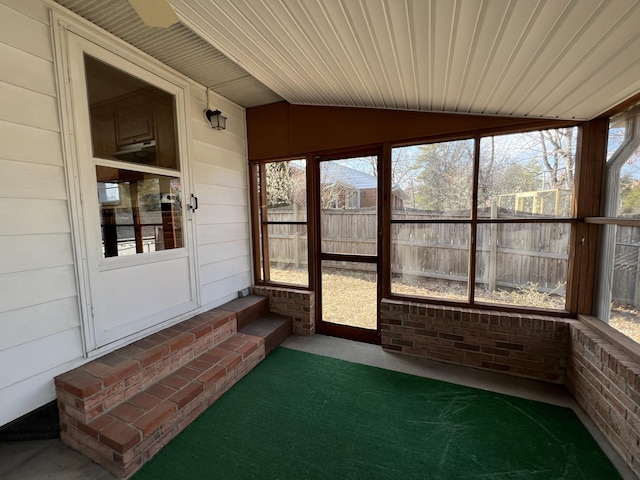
xmin=169 ymin=0 xmax=640 ymax=120
xmin=56 ymin=0 xmax=640 ymax=120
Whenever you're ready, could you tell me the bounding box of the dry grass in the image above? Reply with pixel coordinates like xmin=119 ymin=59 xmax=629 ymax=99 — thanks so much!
xmin=270 ymin=267 xmax=640 ymax=344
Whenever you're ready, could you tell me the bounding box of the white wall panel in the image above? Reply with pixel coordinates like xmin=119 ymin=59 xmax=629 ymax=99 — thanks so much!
xmin=192 ymin=162 xmax=247 ymax=189
xmin=0 ymin=297 xmax=80 ymax=352
xmin=0 ymin=266 xmax=78 ymax=314
xmin=0 ymin=2 xmax=52 ymax=60
xmin=199 ymin=255 xmax=251 ymax=286
xmin=0 ymin=233 xmax=73 ymax=274
xmin=195 ymin=183 xmax=247 ymax=206
xmin=0 ymin=327 xmax=83 ymax=390
xmin=197 ymin=222 xmax=249 ymax=246
xmin=0 ymin=198 xmax=70 ymax=235
xmin=0 ymin=81 xmax=60 ymax=132
xmin=0 ymin=119 xmax=64 ymax=166
xmin=0 ymin=42 xmax=56 ymax=96
xmin=200 ymin=271 xmax=252 ymax=308
xmin=0 ymin=159 xmax=67 ymax=200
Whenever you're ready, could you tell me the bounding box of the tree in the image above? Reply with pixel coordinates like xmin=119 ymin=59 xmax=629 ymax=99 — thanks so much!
xmin=530 ymin=128 xmax=575 ymax=190
xmin=265 ymin=162 xmax=294 ymax=208
xmin=414 ymin=140 xmax=474 ymax=212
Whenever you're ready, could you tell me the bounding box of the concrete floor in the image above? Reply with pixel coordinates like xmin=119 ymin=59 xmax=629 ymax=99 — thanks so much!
xmin=0 ymin=334 xmax=636 ymax=480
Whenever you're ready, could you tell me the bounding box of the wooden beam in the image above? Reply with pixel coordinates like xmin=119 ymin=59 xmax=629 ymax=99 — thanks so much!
xmin=566 ymin=118 xmax=608 ymax=314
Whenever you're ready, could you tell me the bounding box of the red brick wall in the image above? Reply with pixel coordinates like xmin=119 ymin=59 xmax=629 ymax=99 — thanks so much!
xmin=380 ymin=299 xmax=569 ymax=383
xmin=567 ymin=322 xmax=640 ymax=478
xmin=252 ymin=286 xmax=315 ymax=335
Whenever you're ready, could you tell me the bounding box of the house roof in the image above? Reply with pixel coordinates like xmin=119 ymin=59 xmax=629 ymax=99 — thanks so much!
xmin=320 ymin=162 xmax=409 ymax=200
xmin=56 ymin=0 xmax=640 ymax=119
xmin=321 ymin=162 xmax=377 ymax=190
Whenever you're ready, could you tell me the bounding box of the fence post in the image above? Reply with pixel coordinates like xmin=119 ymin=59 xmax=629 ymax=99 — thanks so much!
xmin=489 ymin=203 xmax=498 ymax=291
xmin=634 ymin=241 xmax=640 ymax=309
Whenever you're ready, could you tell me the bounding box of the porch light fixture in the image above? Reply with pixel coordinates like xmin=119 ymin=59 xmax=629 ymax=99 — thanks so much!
xmin=204 ymin=109 xmax=227 ymax=130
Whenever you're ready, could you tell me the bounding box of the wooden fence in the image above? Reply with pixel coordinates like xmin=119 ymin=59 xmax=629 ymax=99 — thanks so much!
xmin=267 ymin=209 xmax=640 ymax=303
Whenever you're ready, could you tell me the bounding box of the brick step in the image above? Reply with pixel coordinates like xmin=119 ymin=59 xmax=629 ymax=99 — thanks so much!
xmin=239 ymin=312 xmax=292 ymax=355
xmin=55 ymin=309 xmax=237 ymax=425
xmin=218 ymin=294 xmax=269 ymax=330
xmin=55 ymin=295 xmax=294 ymax=478
xmin=58 ymin=333 xmax=264 ymax=478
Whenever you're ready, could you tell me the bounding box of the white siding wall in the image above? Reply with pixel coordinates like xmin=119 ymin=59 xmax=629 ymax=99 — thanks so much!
xmin=189 ymin=90 xmax=252 ymax=309
xmin=0 ymin=0 xmax=84 ymax=427
xmin=0 ymin=1 xmax=253 ymax=427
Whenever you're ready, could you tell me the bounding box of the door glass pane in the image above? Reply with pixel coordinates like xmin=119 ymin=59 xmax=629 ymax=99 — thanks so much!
xmin=96 ymin=166 xmax=183 ymax=257
xmin=391 ymin=223 xmax=470 ymax=301
xmin=84 ymin=55 xmax=179 ymax=170
xmin=474 ymin=223 xmax=568 ymax=309
xmin=322 ymin=261 xmax=377 ymax=330
xmin=320 ymin=157 xmax=377 ymax=255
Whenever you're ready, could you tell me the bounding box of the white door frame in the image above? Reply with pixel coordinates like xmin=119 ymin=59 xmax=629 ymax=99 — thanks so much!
xmin=52 ymin=11 xmax=200 ymax=357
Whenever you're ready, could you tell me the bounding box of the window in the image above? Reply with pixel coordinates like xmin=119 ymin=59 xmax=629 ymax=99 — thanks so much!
xmin=391 ymin=128 xmax=576 ymax=309
xmin=391 ymin=139 xmax=473 ymax=301
xmin=85 ymin=55 xmax=183 ymax=258
xmin=595 ymin=111 xmax=640 ymax=345
xmin=255 ymin=159 xmax=308 ymax=286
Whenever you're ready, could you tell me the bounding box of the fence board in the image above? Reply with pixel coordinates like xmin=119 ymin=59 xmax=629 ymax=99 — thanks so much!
xmin=265 ymin=209 xmax=635 ymax=303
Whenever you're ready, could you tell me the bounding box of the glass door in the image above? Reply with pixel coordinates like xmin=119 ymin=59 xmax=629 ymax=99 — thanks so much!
xmin=316 ymin=154 xmax=381 ymax=344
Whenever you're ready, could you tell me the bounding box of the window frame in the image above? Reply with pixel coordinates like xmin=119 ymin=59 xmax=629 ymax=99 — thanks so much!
xmin=250 ymin=158 xmax=311 ymax=289
xmin=387 ymin=132 xmax=576 ymax=314
xmin=586 ymin=111 xmax=640 ymax=355
xmin=249 ymin=125 xmax=583 ymax=317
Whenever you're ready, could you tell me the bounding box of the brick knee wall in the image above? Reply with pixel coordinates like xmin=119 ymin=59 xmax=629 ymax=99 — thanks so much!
xmin=252 ymin=286 xmax=315 ymax=335
xmin=380 ymin=299 xmax=569 ymax=383
xmin=567 ymin=322 xmax=640 ymax=478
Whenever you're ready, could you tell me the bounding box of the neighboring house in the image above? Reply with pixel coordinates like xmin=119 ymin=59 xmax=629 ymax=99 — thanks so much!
xmin=320 ymin=162 xmax=408 ymax=209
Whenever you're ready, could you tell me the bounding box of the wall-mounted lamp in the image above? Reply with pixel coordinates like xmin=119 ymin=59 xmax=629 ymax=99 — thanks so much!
xmin=203 ymin=109 xmax=227 ymax=130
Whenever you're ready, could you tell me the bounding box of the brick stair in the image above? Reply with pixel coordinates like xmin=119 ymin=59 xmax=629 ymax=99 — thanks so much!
xmin=220 ymin=295 xmax=293 ymax=354
xmin=54 ymin=295 xmax=291 ymax=478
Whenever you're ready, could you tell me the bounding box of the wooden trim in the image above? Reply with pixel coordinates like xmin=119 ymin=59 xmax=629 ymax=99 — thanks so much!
xmin=383 ymin=292 xmax=572 ymax=317
xmin=247 ymin=102 xmax=578 ymax=161
xmin=566 ymin=118 xmax=608 ymax=314
xmin=598 ymin=91 xmax=640 ymax=120
xmin=381 ymin=142 xmax=392 ymax=299
xmin=308 ymin=154 xmax=320 ymax=303
xmin=468 ymin=136 xmax=481 ymax=304
xmin=585 ymin=216 xmax=640 ymax=227
xmin=249 ymin=162 xmax=262 ymax=284
xmin=316 ymin=321 xmax=380 ymax=345
xmin=578 ymin=314 xmax=640 ymax=363
xmin=258 ymin=163 xmax=270 ymax=282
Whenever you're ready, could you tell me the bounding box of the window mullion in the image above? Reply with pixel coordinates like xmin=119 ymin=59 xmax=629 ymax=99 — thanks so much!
xmin=469 ymin=136 xmax=481 ymax=305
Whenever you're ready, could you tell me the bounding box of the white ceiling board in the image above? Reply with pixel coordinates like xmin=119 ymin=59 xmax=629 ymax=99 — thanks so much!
xmin=170 ymin=0 xmax=640 ymax=120
xmin=53 ymin=0 xmax=282 ymax=107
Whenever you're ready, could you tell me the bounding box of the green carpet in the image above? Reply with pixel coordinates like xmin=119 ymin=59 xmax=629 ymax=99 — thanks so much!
xmin=133 ymin=348 xmax=620 ymax=480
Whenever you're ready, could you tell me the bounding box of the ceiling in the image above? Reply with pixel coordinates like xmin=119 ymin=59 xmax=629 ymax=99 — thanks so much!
xmin=53 ymin=0 xmax=283 ymax=107
xmin=56 ymin=0 xmax=640 ymax=120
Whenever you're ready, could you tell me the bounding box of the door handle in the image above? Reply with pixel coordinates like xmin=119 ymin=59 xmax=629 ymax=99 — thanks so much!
xmin=190 ymin=194 xmax=199 ymax=212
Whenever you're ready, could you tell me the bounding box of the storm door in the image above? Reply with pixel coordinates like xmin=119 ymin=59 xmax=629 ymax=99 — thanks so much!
xmin=67 ymin=35 xmax=197 ymax=351
xmin=315 ymin=153 xmax=381 ymax=344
